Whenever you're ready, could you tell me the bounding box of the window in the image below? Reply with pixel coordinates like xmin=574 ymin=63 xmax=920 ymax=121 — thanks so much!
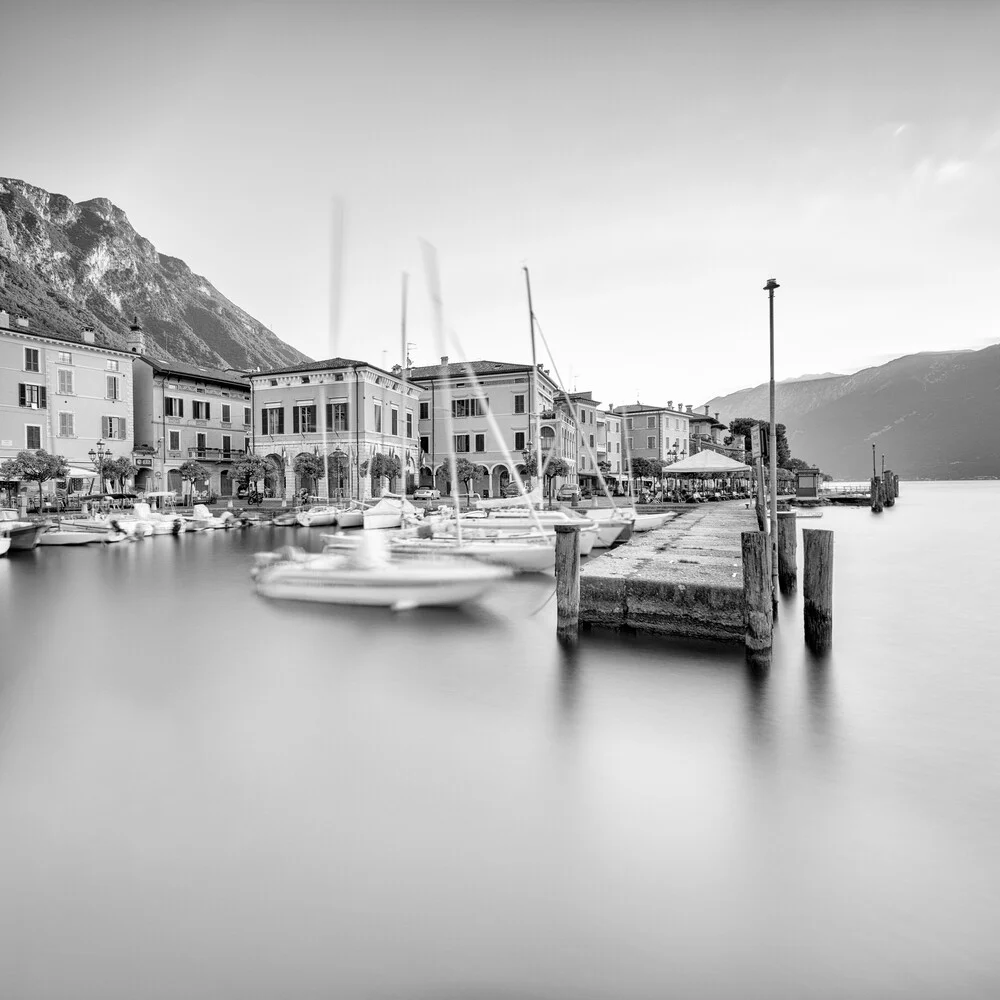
xmin=221 ymin=404 xmax=231 ymax=423
xmin=261 ymin=406 xmax=284 ymax=435
xmin=420 ymin=435 xmax=430 ymax=454
xmin=57 ymin=369 xmax=74 ymax=394
xmin=25 ymin=425 xmax=41 ymax=449
xmin=626 ymin=418 xmax=633 ymax=429
xmin=58 ymin=412 xmax=75 ymax=437
xmin=165 ymin=396 xmax=184 ymax=417
xmin=391 ymin=408 xmax=399 ymax=435
xmin=454 ymin=434 xmax=470 ymax=453
xmin=406 ymin=412 xmax=413 ymax=438
xmin=196 ymin=432 xmax=207 ymax=452
xmin=451 ymin=398 xmax=469 ymax=419
xmin=589 ymin=435 xmax=595 ymax=447
xmin=58 ymin=351 xmax=72 ymax=365
xmin=244 ymin=437 xmax=250 ymax=452
xmin=244 ymin=406 xmax=252 ymax=426
xmin=222 ymin=434 xmax=232 ymax=454
xmin=18 ymin=384 xmax=46 ymax=408
xmin=419 ymin=401 xmax=429 ymax=420
xmin=192 ymin=400 xmax=210 ymax=420
xmin=106 ymin=359 xmax=120 ymax=372
xmin=102 ymin=416 xmax=127 ymax=440
xmin=301 ymin=376 xmax=310 ymax=384
xmin=269 ymin=379 xmax=278 ymax=387
xmin=647 ymin=416 xmax=655 ymax=428
xmin=474 ymin=433 xmax=485 ymax=452
xmin=627 ymin=437 xmax=633 ymax=450
xmin=647 ymin=436 xmax=656 ymax=449
xmin=513 ymin=394 xmax=525 ymax=414
xmin=514 ymin=431 xmax=525 ymax=451
xmin=106 ymin=375 xmax=120 ymax=400
xmin=374 ymin=402 xmax=382 ymax=432
xmin=326 ymin=402 xmax=349 ymax=431
xmin=24 ymin=348 xmax=40 ymax=372
xmin=293 ymin=404 xmax=317 ymax=434
xmin=168 ymin=430 xmax=180 ymax=451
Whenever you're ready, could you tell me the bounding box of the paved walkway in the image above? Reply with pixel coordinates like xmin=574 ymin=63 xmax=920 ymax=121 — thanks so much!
xmin=580 ymin=502 xmax=757 ymax=642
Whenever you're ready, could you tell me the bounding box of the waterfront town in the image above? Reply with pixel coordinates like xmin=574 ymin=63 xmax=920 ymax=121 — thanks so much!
xmin=0 ymin=307 xmax=749 ymax=506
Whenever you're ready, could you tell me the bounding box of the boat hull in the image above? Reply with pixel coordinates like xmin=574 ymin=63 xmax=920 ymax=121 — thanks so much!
xmin=1 ymin=523 xmax=45 ymax=550
xmin=363 ymin=511 xmax=402 ymax=530
xmin=391 ymin=539 xmax=555 ymax=574
xmin=38 ymin=530 xmax=102 ymax=545
xmin=0 ymin=536 xmax=10 ymax=557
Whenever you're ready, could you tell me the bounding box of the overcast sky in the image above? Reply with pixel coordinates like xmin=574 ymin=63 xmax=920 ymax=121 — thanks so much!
xmin=3 ymin=0 xmax=998 ymax=405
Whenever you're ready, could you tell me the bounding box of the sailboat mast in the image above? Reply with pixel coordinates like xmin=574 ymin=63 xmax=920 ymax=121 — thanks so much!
xmin=523 ymin=266 xmax=542 ymax=489
xmin=400 ymin=272 xmax=409 ymax=493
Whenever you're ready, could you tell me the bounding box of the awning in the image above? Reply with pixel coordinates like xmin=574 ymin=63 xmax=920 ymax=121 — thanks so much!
xmin=662 ymin=451 xmax=751 ymax=474
xmin=64 ymin=466 xmax=98 ymax=478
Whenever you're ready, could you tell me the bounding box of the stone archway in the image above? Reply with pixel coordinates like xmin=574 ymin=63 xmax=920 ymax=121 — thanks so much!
xmin=166 ymin=469 xmax=182 ymax=495
xmin=265 ymin=453 xmax=285 ymax=498
xmin=492 ymin=464 xmax=510 ymax=497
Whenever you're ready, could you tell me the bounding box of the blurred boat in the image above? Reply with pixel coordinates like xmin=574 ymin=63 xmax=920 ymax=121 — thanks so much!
xmin=0 ymin=535 xmax=10 ymax=557
xmin=296 ymin=501 xmax=369 ymax=528
xmin=0 ymin=509 xmax=45 ymax=550
xmin=363 ymin=493 xmax=421 ymax=530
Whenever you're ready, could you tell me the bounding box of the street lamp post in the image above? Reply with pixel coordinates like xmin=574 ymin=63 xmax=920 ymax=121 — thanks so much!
xmin=764 ymin=278 xmax=780 ymax=608
xmin=87 ymin=438 xmax=110 ymax=495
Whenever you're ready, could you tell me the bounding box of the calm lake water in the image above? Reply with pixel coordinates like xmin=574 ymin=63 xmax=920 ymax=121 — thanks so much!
xmin=1 ymin=482 xmax=998 ymax=999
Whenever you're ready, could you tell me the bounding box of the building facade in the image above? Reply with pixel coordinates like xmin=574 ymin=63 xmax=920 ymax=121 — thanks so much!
xmin=248 ymin=357 xmax=421 ymax=501
xmin=1 ymin=309 xmax=135 ymax=490
xmin=130 ymin=320 xmax=251 ymax=497
xmin=688 ymin=405 xmax=745 ymax=461
xmin=409 ymin=358 xmax=575 ymax=497
xmin=614 ymin=401 xmax=691 ymax=470
xmin=596 ymin=408 xmax=625 ymax=489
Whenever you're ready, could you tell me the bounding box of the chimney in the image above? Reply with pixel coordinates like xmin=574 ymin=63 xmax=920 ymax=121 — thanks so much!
xmin=667 ymin=400 xmax=673 ymax=410
xmin=15 ymin=315 xmax=29 ymax=329
xmin=686 ymin=404 xmax=693 ymax=413
xmin=440 ymin=355 xmax=449 ymax=366
xmin=715 ymin=412 xmax=720 ymax=422
xmin=82 ymin=326 xmax=96 ymax=344
xmin=0 ymin=309 xmax=9 ymax=328
xmin=127 ymin=315 xmax=146 ymax=355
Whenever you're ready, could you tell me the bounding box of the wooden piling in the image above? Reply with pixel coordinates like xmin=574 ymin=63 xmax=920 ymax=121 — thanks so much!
xmin=554 ymin=523 xmax=581 ymax=645
xmin=893 ymin=474 xmax=900 ymax=497
xmin=870 ymin=476 xmax=883 ymax=513
xmin=741 ymin=530 xmax=772 ymax=665
xmin=803 ymin=528 xmax=834 ymax=653
xmin=884 ymin=470 xmax=895 ymax=506
xmin=776 ymin=510 xmax=797 ymax=594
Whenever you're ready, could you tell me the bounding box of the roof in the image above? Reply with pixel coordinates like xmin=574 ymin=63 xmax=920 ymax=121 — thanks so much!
xmin=144 ymin=357 xmax=249 ymax=389
xmin=251 ymin=356 xmax=369 ymax=377
xmin=614 ymin=402 xmax=688 ymax=416
xmin=0 ymin=319 xmax=131 ymax=354
xmin=664 ymin=450 xmax=751 ymax=474
xmin=408 ymin=359 xmax=538 ymax=381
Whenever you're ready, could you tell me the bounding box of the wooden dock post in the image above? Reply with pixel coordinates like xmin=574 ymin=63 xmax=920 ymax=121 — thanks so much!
xmin=884 ymin=470 xmax=895 ymax=506
xmin=742 ymin=530 xmax=772 ymax=665
xmin=554 ymin=523 xmax=581 ymax=645
xmin=803 ymin=528 xmax=834 ymax=653
xmin=776 ymin=510 xmax=797 ymax=594
xmin=893 ymin=474 xmax=900 ymax=497
xmin=870 ymin=476 xmax=883 ymax=513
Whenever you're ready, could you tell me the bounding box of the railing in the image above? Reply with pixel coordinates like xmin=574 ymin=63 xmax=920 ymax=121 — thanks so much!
xmin=186 ymin=448 xmax=242 ymax=461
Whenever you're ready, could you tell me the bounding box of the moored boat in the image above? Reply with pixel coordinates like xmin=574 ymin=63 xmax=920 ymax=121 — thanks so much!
xmin=0 ymin=509 xmax=46 ymax=550
xmin=363 ymin=494 xmax=421 ymax=530
xmin=0 ymin=536 xmax=10 ymax=557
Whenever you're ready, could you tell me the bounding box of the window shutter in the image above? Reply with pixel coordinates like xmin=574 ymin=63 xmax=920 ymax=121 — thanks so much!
xmin=40 ymin=387 xmax=47 ymax=409
xmin=204 ymin=403 xmax=211 ymax=420
xmin=18 ymin=384 xmax=25 ymax=407
xmin=293 ymin=407 xmax=300 ymax=433
xmin=102 ymin=417 xmax=110 ymax=438
xmin=277 ymin=409 xmax=284 ymax=434
xmin=120 ymin=418 xmax=127 ymax=440
xmin=261 ymin=409 xmax=268 ymax=435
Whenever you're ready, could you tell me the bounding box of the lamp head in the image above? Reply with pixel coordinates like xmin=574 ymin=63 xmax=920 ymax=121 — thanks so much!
xmin=763 ymin=278 xmax=780 ymax=292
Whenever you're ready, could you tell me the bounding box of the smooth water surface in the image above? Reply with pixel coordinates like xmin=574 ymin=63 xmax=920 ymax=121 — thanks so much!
xmin=1 ymin=482 xmax=998 ymax=999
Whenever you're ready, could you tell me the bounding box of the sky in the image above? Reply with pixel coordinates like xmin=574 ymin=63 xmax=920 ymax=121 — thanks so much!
xmin=3 ymin=0 xmax=999 ymax=405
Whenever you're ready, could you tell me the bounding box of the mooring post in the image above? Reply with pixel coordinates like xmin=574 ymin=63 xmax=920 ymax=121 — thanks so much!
xmin=893 ymin=474 xmax=900 ymax=497
xmin=741 ymin=530 xmax=772 ymax=666
xmin=554 ymin=523 xmax=581 ymax=645
xmin=776 ymin=510 xmax=797 ymax=594
xmin=870 ymin=476 xmax=883 ymax=513
xmin=884 ymin=470 xmax=895 ymax=506
xmin=803 ymin=528 xmax=834 ymax=653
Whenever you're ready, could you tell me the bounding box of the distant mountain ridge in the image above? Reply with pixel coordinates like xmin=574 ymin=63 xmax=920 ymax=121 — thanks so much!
xmin=706 ymin=346 xmax=1000 ymax=480
xmin=0 ymin=177 xmax=308 ymax=370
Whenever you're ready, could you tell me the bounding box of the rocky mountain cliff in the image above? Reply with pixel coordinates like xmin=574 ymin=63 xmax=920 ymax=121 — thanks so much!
xmin=706 ymin=346 xmax=1000 ymax=480
xmin=0 ymin=178 xmax=308 ymax=370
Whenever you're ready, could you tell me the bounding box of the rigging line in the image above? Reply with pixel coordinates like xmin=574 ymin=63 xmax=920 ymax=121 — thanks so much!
xmin=528 ymin=586 xmax=558 ymax=617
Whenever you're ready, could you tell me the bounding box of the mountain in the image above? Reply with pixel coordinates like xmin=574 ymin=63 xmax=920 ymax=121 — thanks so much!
xmin=0 ymin=178 xmax=308 ymax=370
xmin=706 ymin=346 xmax=1000 ymax=480
xmin=779 ymin=372 xmax=843 ymax=384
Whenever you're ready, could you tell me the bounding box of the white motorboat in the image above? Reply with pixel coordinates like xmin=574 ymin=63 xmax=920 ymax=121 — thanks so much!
xmin=189 ymin=504 xmax=235 ymax=530
xmin=363 ymin=493 xmax=421 ymax=530
xmin=589 ymin=506 xmax=673 ymax=533
xmin=464 ymin=509 xmax=600 ymax=555
xmin=127 ymin=502 xmax=184 ymax=535
xmin=0 ymin=509 xmax=45 ymax=550
xmin=0 ymin=536 xmax=10 ymax=557
xmin=254 ymin=536 xmax=511 ymax=609
xmin=38 ymin=526 xmax=104 ymax=546
xmin=296 ymin=502 xmax=368 ymax=528
xmin=390 ymin=535 xmax=555 ymax=574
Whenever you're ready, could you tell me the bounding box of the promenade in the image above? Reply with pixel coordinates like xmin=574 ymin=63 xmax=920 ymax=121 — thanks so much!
xmin=581 ymin=502 xmax=756 ymax=642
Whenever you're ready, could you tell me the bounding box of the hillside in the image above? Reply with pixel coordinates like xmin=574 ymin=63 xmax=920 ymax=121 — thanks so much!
xmin=706 ymin=347 xmax=1000 ymax=480
xmin=0 ymin=178 xmax=308 ymax=370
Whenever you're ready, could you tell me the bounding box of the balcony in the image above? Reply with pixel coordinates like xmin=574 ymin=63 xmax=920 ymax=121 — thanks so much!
xmin=187 ymin=448 xmax=243 ymax=462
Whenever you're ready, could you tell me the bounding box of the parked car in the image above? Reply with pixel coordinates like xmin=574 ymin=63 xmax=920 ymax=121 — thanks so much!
xmin=502 ymin=482 xmax=524 ymax=498
xmin=556 ymin=484 xmax=581 ymax=503
xmin=413 ymin=487 xmax=441 ymax=500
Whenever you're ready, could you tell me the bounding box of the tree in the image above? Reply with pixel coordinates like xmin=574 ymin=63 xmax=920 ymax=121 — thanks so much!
xmin=232 ymin=454 xmax=278 ymax=493
xmin=363 ymin=452 xmax=402 ymax=492
xmin=542 ymin=457 xmax=571 ymax=502
xmin=783 ymin=457 xmax=812 ymax=471
xmin=0 ymin=450 xmax=69 ymax=511
xmin=520 ymin=452 xmax=538 ymax=487
xmin=454 ymin=457 xmax=488 ymax=496
xmin=108 ymin=456 xmax=138 ymax=492
xmin=327 ymin=450 xmax=350 ymax=495
xmin=293 ymin=452 xmax=325 ymax=496
xmin=629 ymin=456 xmax=653 ymax=493
xmin=728 ymin=417 xmax=790 ymax=466
xmin=178 ymin=460 xmax=210 ymax=500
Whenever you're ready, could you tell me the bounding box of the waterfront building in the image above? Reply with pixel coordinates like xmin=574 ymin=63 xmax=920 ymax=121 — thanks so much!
xmin=596 ymin=408 xmax=625 ymax=491
xmin=1 ymin=308 xmax=135 ymax=492
xmin=408 ymin=358 xmax=574 ymax=497
xmin=248 ymin=357 xmax=421 ymax=500
xmin=129 ymin=320 xmax=251 ymax=497
xmin=688 ymin=405 xmax=745 ymax=461
xmin=613 ymin=400 xmax=691 ymax=469
xmin=554 ymin=390 xmax=602 ymax=493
